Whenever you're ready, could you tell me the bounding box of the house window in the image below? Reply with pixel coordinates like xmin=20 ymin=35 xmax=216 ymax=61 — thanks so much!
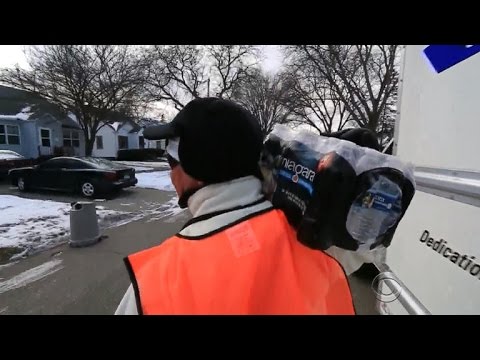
xmin=156 ymin=140 xmax=163 ymax=149
xmin=0 ymin=124 xmax=20 ymax=145
xmin=63 ymin=129 xmax=80 ymax=148
xmin=40 ymin=128 xmax=51 ymax=147
xmin=118 ymin=135 xmax=128 ymax=149
xmin=96 ymin=136 xmax=104 ymax=150
xmin=139 ymin=136 xmax=145 ymax=149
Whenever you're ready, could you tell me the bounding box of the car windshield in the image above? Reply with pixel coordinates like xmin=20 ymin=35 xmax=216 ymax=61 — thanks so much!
xmin=79 ymin=157 xmax=127 ymax=170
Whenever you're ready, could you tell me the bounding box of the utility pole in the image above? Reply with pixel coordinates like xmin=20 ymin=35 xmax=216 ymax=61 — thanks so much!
xmin=207 ymin=78 xmax=210 ymax=97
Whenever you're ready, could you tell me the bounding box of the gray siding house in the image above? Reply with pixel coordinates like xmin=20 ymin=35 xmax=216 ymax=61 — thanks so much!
xmin=0 ymin=85 xmax=85 ymax=159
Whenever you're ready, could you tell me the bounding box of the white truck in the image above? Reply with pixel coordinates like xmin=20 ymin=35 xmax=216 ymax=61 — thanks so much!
xmin=375 ymin=44 xmax=480 ymax=315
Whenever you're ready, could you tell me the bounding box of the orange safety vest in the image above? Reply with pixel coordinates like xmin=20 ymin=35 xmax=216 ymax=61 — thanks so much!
xmin=125 ymin=209 xmax=355 ymax=315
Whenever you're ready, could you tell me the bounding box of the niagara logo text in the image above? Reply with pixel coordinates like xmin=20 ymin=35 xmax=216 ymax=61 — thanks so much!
xmin=281 ymin=158 xmax=315 ymax=183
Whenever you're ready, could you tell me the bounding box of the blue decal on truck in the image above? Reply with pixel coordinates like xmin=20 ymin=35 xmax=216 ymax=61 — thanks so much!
xmin=423 ymin=45 xmax=480 ymax=73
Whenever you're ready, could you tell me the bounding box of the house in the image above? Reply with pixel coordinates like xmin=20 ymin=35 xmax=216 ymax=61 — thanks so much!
xmin=92 ymin=119 xmax=139 ymax=158
xmin=92 ymin=117 xmax=166 ymax=158
xmin=0 ymin=85 xmax=86 ymax=159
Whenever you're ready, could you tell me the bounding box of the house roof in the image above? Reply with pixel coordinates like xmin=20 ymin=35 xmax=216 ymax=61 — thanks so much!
xmin=103 ymin=119 xmax=142 ymax=133
xmin=0 ymin=85 xmax=145 ymax=133
xmin=0 ymin=85 xmax=43 ymax=101
xmin=0 ymin=85 xmax=80 ymax=129
xmin=111 ymin=122 xmax=123 ymax=131
xmin=60 ymin=116 xmax=81 ymax=129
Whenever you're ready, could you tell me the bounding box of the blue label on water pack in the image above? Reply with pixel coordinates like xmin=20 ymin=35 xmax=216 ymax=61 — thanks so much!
xmin=278 ymin=169 xmax=314 ymax=195
xmin=423 ymin=45 xmax=480 ymax=73
xmin=359 ymin=190 xmax=398 ymax=213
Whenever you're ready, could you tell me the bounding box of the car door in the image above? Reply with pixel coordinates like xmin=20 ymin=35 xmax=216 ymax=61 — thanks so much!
xmin=33 ymin=159 xmax=64 ymax=190
xmin=59 ymin=159 xmax=93 ymax=192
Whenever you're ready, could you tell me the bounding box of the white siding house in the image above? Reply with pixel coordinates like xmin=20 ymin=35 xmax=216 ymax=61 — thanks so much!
xmin=91 ymin=124 xmax=118 ymax=158
xmin=92 ymin=120 xmax=143 ymax=158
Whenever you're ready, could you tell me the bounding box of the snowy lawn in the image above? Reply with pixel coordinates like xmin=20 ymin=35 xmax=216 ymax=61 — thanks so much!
xmin=136 ymin=171 xmax=175 ymax=192
xmin=0 ymin=195 xmax=131 ymax=262
xmin=0 ymin=187 xmax=184 ymax=263
xmin=114 ymin=160 xmax=169 ymax=169
xmin=0 ymin=170 xmax=182 ymax=263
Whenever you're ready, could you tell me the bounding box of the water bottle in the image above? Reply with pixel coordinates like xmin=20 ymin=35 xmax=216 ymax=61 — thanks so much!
xmin=346 ymin=175 xmax=402 ymax=248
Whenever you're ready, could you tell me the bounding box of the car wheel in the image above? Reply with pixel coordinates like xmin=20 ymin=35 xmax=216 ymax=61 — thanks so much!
xmin=17 ymin=177 xmax=27 ymax=191
xmin=80 ymin=181 xmax=95 ymax=197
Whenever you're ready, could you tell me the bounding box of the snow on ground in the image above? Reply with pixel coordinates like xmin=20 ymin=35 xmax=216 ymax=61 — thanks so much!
xmin=0 ymin=188 xmax=185 ymax=263
xmin=112 ymin=197 xmax=184 ymax=227
xmin=0 ymin=195 xmax=131 ymax=261
xmin=0 ymin=258 xmax=64 ymax=295
xmin=136 ymin=171 xmax=175 ymax=192
xmin=0 ymin=261 xmax=19 ymax=270
xmin=132 ymin=166 xmax=154 ymax=172
xmin=114 ymin=160 xmax=169 ymax=169
xmin=146 ymin=197 xmax=184 ymax=223
xmin=0 ymin=170 xmax=181 ymax=263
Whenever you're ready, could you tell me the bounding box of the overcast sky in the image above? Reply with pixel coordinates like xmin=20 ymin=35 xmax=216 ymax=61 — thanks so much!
xmin=0 ymin=45 xmax=29 ymax=68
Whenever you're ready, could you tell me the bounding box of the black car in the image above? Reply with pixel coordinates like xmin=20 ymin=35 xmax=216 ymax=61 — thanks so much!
xmin=8 ymin=156 xmax=138 ymax=197
xmin=0 ymin=150 xmax=34 ymax=180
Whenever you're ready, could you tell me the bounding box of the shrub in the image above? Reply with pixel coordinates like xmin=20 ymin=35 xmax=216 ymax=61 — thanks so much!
xmin=117 ymin=148 xmax=165 ymax=161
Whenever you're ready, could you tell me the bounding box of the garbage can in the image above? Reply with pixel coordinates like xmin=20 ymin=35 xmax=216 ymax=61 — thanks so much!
xmin=69 ymin=201 xmax=101 ymax=248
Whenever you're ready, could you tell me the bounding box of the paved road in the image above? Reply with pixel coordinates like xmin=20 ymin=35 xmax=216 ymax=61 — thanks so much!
xmin=0 ymin=178 xmax=171 ymax=214
xmin=0 ymin=181 xmax=379 ymax=315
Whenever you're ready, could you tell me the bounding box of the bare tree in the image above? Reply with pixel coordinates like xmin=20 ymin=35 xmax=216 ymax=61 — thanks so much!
xmin=284 ymin=45 xmax=400 ymax=137
xmin=144 ymin=45 xmax=207 ymax=111
xmin=145 ymin=45 xmax=259 ymax=110
xmin=206 ymin=45 xmax=258 ymax=98
xmin=231 ymin=69 xmax=297 ymax=138
xmin=281 ymin=65 xmax=354 ymax=134
xmin=0 ymin=45 xmax=148 ymax=155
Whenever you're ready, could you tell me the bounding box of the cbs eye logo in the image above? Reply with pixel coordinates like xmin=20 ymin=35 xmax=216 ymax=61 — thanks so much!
xmin=371 ymin=272 xmax=402 ymax=303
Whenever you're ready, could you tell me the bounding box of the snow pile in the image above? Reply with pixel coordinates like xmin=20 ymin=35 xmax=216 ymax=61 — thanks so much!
xmin=136 ymin=171 xmax=175 ymax=192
